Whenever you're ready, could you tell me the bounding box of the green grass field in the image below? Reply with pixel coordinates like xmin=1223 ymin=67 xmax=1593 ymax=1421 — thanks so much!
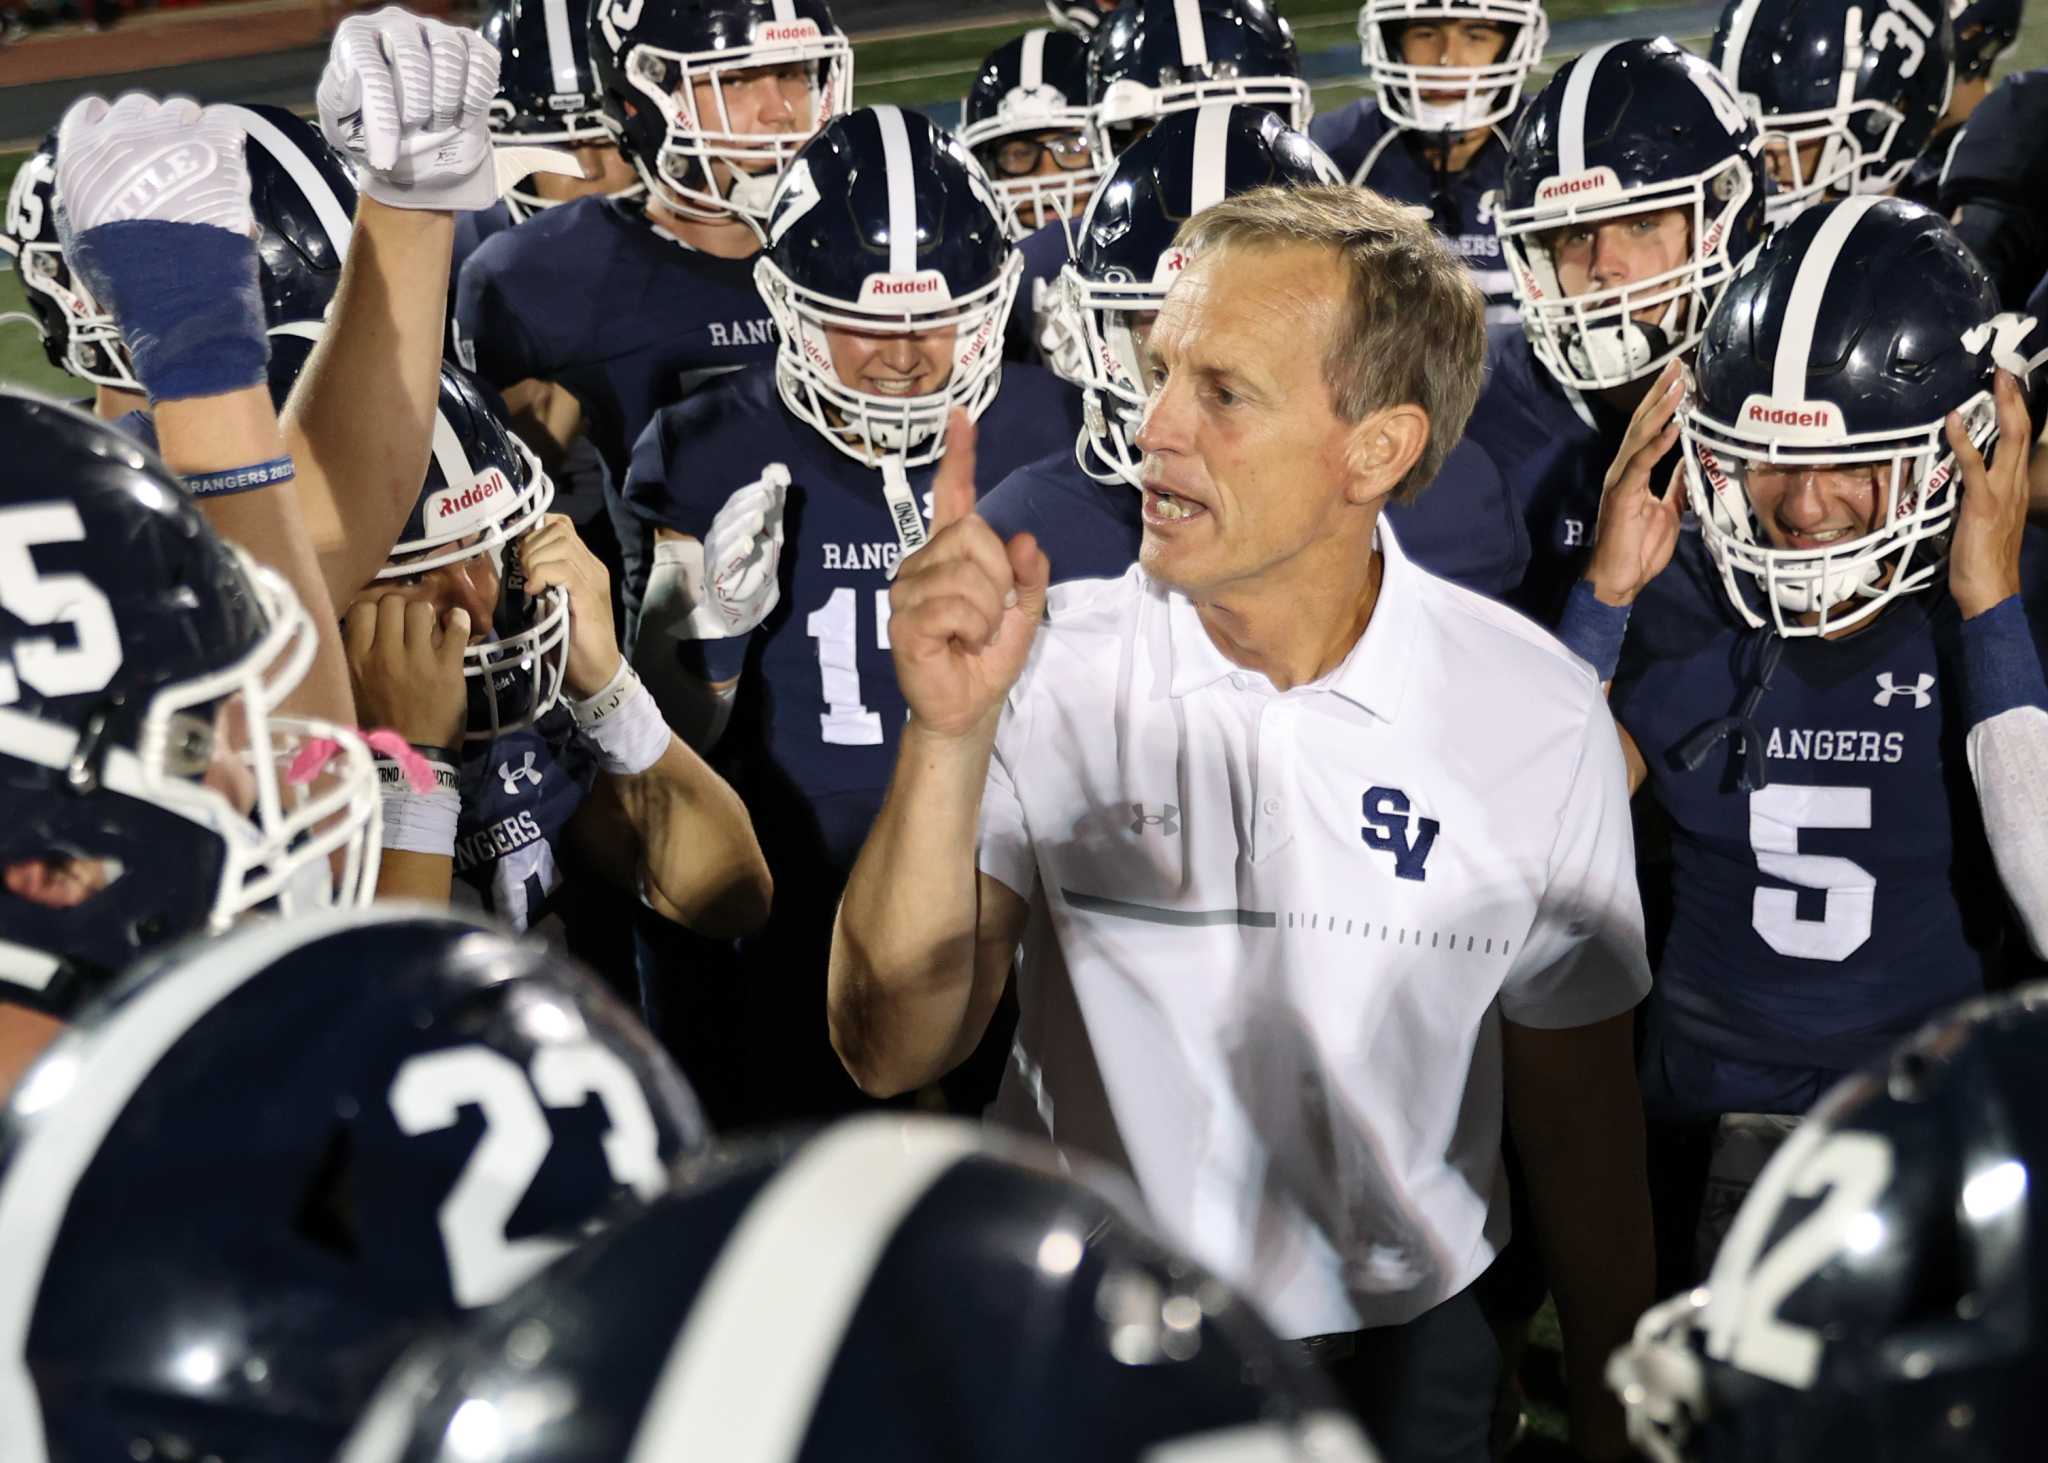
xmin=5 ymin=0 xmax=2047 ymax=398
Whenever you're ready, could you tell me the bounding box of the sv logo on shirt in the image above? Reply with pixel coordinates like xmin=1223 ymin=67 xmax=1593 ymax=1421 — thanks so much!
xmin=1362 ymin=786 xmax=1440 ymax=882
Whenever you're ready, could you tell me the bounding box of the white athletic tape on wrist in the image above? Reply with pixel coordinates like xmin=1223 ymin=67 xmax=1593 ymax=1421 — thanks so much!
xmin=375 ymin=757 xmax=460 ymax=857
xmin=569 ymin=661 xmax=671 ymax=775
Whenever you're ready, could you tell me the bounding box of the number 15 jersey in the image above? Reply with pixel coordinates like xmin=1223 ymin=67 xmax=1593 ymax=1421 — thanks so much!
xmin=1610 ymin=527 xmax=2048 ymax=1097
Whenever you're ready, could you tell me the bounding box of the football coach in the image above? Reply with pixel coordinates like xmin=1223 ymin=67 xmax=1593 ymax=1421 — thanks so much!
xmin=828 ymin=186 xmax=1653 ymax=1463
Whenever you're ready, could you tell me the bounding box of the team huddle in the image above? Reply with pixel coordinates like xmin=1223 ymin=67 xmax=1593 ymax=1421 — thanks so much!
xmin=0 ymin=0 xmax=2045 ymax=1457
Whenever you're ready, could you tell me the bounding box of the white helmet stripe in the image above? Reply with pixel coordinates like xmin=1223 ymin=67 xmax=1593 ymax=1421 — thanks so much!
xmin=1718 ymin=0 xmax=1765 ymax=87
xmin=220 ymin=105 xmax=353 ymax=269
xmin=0 ymin=905 xmax=453 ymax=1463
xmin=1771 ymin=195 xmax=1885 ymax=400
xmin=1557 ymin=40 xmax=1621 ymax=177
xmin=1021 ymin=26 xmax=1049 ymax=90
xmin=625 ymin=1117 xmax=984 ymax=1462
xmin=430 ymin=399 xmax=478 ymax=492
xmin=542 ymin=0 xmax=582 ymax=98
xmin=1191 ymin=102 xmax=1233 ymax=213
xmin=1174 ymin=0 xmax=1211 ymax=70
xmin=873 ymin=104 xmax=919 ymax=278
xmin=771 ymin=0 xmax=796 ymax=20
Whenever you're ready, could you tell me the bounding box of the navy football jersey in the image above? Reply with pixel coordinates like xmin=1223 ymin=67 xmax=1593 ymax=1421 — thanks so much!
xmin=1895 ymin=123 xmax=1961 ymax=211
xmin=624 ymin=361 xmax=1083 ymax=870
xmin=1006 ymin=216 xmax=1077 ymax=365
xmin=977 ymin=434 xmax=1530 ymax=597
xmin=454 ymin=195 xmax=775 ymax=485
xmin=453 ymin=708 xmax=596 ymax=937
xmin=1310 ymin=98 xmax=1517 ymax=326
xmin=448 ymin=200 xmax=515 ymax=355
xmin=1463 ymin=323 xmax=1623 ymax=621
xmin=1610 ymin=529 xmax=2048 ymax=1118
xmin=1940 ymin=67 xmax=2048 ymax=307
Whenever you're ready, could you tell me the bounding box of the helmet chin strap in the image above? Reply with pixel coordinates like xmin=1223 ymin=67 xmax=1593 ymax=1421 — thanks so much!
xmin=1408 ymin=93 xmax=1488 ymax=132
xmin=1565 ymin=296 xmax=1684 ymax=385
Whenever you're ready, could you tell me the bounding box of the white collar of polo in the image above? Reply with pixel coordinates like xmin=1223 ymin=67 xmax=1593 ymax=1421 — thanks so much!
xmin=1161 ymin=513 xmax=1419 ymax=722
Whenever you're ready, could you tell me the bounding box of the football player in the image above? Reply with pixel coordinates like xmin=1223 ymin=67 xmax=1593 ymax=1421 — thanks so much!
xmin=0 ymin=907 xmax=706 ymax=1462
xmin=1563 ymin=197 xmax=2048 ymax=1288
xmin=1475 ymin=37 xmax=1770 ymax=620
xmin=336 ymin=359 xmax=772 ymax=940
xmin=959 ymin=28 xmax=1100 ymax=245
xmin=1048 ymin=0 xmax=1119 ymax=34
xmin=1609 ymin=985 xmax=2048 ymax=1461
xmin=622 ymin=106 xmax=1080 ymax=1125
xmin=0 ymin=391 xmax=380 ymax=1091
xmin=1895 ymin=0 xmax=2024 ymax=209
xmin=980 ymin=102 xmax=1532 ymax=599
xmin=1710 ymin=0 xmax=1956 ymax=225
xmin=1311 ymin=0 xmax=1547 ymax=326
xmin=456 ymin=0 xmax=852 ymax=633
xmin=337 ymin=1115 xmax=1382 ymax=1463
xmin=1939 ymin=66 xmax=2048 ymax=309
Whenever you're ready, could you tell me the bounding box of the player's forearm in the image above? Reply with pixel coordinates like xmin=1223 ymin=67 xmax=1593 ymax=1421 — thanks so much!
xmin=611 ymin=737 xmax=771 ymax=939
xmin=283 ymin=199 xmax=454 ymax=608
xmin=155 ymin=387 xmax=355 ymax=730
xmin=1504 ymin=1013 xmax=1654 ymax=1462
xmin=374 ymin=850 xmax=453 ymax=906
xmin=829 ymin=717 xmax=998 ymax=1096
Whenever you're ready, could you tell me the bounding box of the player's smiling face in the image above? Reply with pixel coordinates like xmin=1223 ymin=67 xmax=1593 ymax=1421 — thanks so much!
xmin=824 ymin=322 xmax=956 ymax=399
xmin=1745 ymin=460 xmax=1887 ymax=553
xmin=1544 ymin=207 xmax=1691 ymax=324
xmin=1133 ymin=242 xmax=1366 ymax=595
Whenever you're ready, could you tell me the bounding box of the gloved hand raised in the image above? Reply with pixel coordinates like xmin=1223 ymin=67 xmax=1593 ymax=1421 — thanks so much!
xmin=317 ymin=7 xmax=505 ymax=212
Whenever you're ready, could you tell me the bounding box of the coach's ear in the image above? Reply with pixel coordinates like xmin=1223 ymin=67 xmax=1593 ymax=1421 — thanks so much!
xmin=1341 ymin=402 xmax=1429 ymax=507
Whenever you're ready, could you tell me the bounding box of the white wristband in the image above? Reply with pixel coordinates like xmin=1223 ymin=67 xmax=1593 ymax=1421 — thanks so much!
xmin=569 ymin=661 xmax=671 ymax=776
xmin=376 ymin=758 xmax=461 ymax=858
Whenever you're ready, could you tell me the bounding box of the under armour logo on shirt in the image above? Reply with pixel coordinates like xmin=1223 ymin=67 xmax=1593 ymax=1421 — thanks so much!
xmin=1131 ymin=803 xmax=1180 ymax=836
xmin=1362 ymin=786 xmax=1440 ymax=882
xmin=499 ymin=751 xmax=542 ymax=796
xmin=1873 ymin=672 xmax=1934 ymax=709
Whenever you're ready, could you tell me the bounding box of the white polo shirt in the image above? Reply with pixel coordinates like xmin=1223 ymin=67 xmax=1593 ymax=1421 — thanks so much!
xmin=976 ymin=518 xmax=1650 ymax=1338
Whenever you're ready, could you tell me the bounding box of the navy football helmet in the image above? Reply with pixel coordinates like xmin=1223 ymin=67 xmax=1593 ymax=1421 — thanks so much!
xmin=367 ymin=360 xmax=571 ymax=743
xmin=1712 ymin=0 xmax=1956 ymax=222
xmin=590 ymin=0 xmax=853 ymax=236
xmin=0 ymin=906 xmax=705 ymax=1463
xmin=960 ymin=28 xmax=1102 ymax=242
xmin=1061 ymin=103 xmax=1340 ymax=488
xmin=1086 ymin=0 xmax=1312 ymax=166
xmin=1609 ymin=983 xmax=2048 ymax=1462
xmin=0 ymin=390 xmax=379 ymax=1016
xmin=1357 ymin=0 xmax=1549 ymax=132
xmin=482 ymin=0 xmax=643 ymax=221
xmin=1682 ymin=196 xmax=2025 ymax=637
xmin=1951 ymin=0 xmax=2022 ymax=79
xmin=757 ymin=105 xmax=1021 ymax=470
xmin=1496 ymin=37 xmax=1769 ymax=393
xmin=337 ymin=1115 xmax=1381 ymax=1463
xmin=0 ymin=106 xmax=355 ymax=395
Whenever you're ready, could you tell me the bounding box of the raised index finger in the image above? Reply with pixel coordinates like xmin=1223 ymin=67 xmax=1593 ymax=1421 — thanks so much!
xmin=929 ymin=408 xmax=979 ymax=531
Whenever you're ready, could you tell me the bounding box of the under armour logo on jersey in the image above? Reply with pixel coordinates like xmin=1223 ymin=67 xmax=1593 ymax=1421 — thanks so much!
xmin=1362 ymin=786 xmax=1439 ymax=882
xmin=1131 ymin=804 xmax=1180 ymax=836
xmin=1873 ymin=672 xmax=1935 ymax=709
xmin=499 ymin=751 xmax=542 ymax=796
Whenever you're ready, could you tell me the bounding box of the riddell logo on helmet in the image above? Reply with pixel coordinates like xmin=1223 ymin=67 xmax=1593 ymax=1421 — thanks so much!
xmin=1533 ymin=167 xmax=1620 ymax=204
xmin=427 ymin=469 xmax=510 ymax=527
xmin=1738 ymin=394 xmax=1846 ymax=442
xmin=858 ymin=272 xmax=951 ymax=306
xmin=753 ymin=19 xmax=821 ymax=42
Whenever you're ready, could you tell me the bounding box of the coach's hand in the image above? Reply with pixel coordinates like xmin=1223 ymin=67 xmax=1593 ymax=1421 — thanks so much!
xmin=1948 ymin=368 xmax=2032 ymax=619
xmin=890 ymin=410 xmax=1049 ymax=740
xmin=1584 ymin=357 xmax=1685 ymax=608
xmin=343 ymin=590 xmax=469 ymax=748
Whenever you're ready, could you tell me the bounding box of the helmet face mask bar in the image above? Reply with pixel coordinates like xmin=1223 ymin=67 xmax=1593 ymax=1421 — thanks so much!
xmin=1085 ymin=0 xmax=1313 ymax=168
xmin=1496 ymin=159 xmax=1760 ymax=393
xmin=3 ymin=146 xmax=140 ymax=393
xmin=487 ymin=99 xmax=638 ymax=222
xmin=1089 ymin=71 xmax=1314 ymax=168
xmin=483 ymin=0 xmax=645 ymax=223
xmin=1356 ymin=0 xmax=1550 ymax=134
xmin=596 ymin=6 xmax=853 ymax=237
xmin=959 ymin=29 xmax=1102 ymax=245
xmin=1066 ymin=263 xmax=1174 ymax=488
xmin=1749 ymin=97 xmax=1920 ymax=222
xmin=1684 ymin=391 xmax=1990 ymax=637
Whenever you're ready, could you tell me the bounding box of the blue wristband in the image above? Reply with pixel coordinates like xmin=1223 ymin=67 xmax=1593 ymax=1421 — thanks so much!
xmin=1958 ymin=594 xmax=2048 ymax=725
xmin=1556 ymin=579 xmax=1632 ymax=682
xmin=65 ymin=219 xmax=269 ymax=403
xmin=182 ymin=455 xmax=294 ymax=498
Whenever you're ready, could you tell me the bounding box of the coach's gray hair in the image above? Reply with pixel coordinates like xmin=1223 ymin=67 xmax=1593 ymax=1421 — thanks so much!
xmin=1172 ymin=184 xmax=1487 ymax=503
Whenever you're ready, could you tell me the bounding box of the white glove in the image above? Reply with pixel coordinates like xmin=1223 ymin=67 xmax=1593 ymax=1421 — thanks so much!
xmin=317 ymin=7 xmax=501 ymax=212
xmin=56 ymin=93 xmax=253 ymax=237
xmin=703 ymin=464 xmax=792 ymax=636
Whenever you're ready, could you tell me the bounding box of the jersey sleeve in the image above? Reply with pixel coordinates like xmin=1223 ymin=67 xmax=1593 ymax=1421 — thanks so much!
xmin=454 ymin=247 xmax=546 ymax=389
xmin=1499 ymin=697 xmax=1654 ymax=1029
